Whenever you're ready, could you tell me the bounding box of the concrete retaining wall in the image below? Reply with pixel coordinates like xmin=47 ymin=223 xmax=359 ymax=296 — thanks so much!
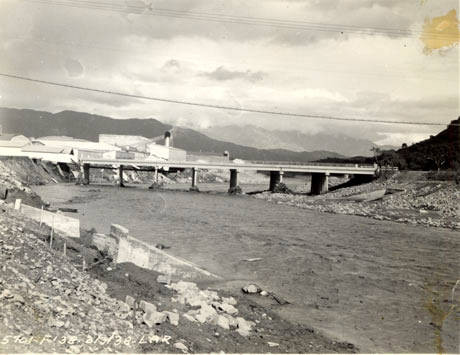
xmin=20 ymin=204 xmax=80 ymax=239
xmin=92 ymin=224 xmax=220 ymax=281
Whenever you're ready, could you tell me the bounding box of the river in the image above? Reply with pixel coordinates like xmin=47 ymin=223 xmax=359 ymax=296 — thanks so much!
xmin=33 ymin=182 xmax=460 ymax=353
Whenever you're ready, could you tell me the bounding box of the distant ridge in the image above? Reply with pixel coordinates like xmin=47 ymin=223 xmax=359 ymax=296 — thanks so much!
xmin=0 ymin=107 xmax=343 ymax=162
xmin=202 ymin=124 xmax=396 ymax=157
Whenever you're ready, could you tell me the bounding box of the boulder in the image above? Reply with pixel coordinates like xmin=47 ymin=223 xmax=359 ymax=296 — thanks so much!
xmin=195 ymin=304 xmax=218 ymax=324
xmin=143 ymin=311 xmax=167 ymax=327
xmin=125 ymin=295 xmax=135 ymax=309
xmin=236 ymin=317 xmax=255 ymax=337
xmin=242 ymin=284 xmax=261 ymax=294
xmin=216 ymin=315 xmax=230 ymax=330
xmin=174 ymin=342 xmax=188 ymax=353
xmin=139 ymin=300 xmax=157 ymax=314
xmin=164 ymin=311 xmax=179 ymax=326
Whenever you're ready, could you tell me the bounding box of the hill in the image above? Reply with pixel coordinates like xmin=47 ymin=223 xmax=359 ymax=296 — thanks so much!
xmin=316 ymin=118 xmax=460 ymax=172
xmin=0 ymin=107 xmax=343 ymax=162
xmin=388 ymin=118 xmax=460 ymax=171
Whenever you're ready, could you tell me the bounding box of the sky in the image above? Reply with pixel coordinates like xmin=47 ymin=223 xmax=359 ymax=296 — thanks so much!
xmin=0 ymin=0 xmax=458 ymax=146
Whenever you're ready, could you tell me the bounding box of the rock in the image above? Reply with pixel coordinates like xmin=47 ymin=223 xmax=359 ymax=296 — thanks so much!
xmin=195 ymin=304 xmax=218 ymax=324
xmin=157 ymin=274 xmax=171 ymax=285
xmin=174 ymin=342 xmax=188 ymax=353
xmin=48 ymin=316 xmax=65 ymax=328
xmin=222 ymin=296 xmax=237 ymax=305
xmin=0 ymin=289 xmax=13 ymax=299
xmin=224 ymin=314 xmax=238 ymax=329
xmin=268 ymin=341 xmax=279 ymax=347
xmin=242 ymin=284 xmax=261 ymax=294
xmin=220 ymin=302 xmax=238 ymax=315
xmin=260 ymin=290 xmax=269 ymax=296
xmin=143 ymin=310 xmax=167 ymax=327
xmin=164 ymin=311 xmax=179 ymax=326
xmin=125 ymin=295 xmax=135 ymax=309
xmin=139 ymin=300 xmax=157 ymax=314
xmin=183 ymin=313 xmax=197 ymax=322
xmin=12 ymin=294 xmax=25 ymax=304
xmin=117 ymin=301 xmax=130 ymax=313
xmin=236 ymin=317 xmax=254 ymax=337
xmin=216 ymin=315 xmax=230 ymax=330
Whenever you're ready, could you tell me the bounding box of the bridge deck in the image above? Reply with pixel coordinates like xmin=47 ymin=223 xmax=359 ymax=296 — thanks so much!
xmin=80 ymin=159 xmax=377 ymax=175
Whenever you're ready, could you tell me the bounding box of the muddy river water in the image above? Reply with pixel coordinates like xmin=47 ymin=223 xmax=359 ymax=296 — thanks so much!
xmin=33 ymin=183 xmax=459 ymax=353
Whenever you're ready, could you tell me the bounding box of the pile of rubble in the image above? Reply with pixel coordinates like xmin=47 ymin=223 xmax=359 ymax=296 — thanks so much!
xmin=0 ymin=205 xmax=264 ymax=352
xmin=255 ymin=173 xmax=460 ymax=229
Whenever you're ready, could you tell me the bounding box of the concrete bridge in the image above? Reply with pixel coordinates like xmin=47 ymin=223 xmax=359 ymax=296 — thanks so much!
xmin=78 ymin=158 xmax=378 ymax=195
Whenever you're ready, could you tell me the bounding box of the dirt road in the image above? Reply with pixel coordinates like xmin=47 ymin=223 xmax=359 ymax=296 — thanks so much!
xmin=34 ymin=184 xmax=460 ymax=353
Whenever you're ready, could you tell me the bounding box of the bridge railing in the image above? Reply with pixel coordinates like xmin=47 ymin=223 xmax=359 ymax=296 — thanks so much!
xmin=248 ymin=160 xmax=376 ymax=168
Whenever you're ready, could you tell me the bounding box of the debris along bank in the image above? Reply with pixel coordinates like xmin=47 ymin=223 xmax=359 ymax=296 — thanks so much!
xmin=0 ymin=161 xmax=355 ymax=353
xmin=255 ymin=171 xmax=460 ymax=230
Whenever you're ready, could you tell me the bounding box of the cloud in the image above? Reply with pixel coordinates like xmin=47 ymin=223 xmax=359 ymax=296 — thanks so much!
xmin=0 ymin=0 xmax=457 ymax=147
xmin=201 ymin=66 xmax=265 ymax=82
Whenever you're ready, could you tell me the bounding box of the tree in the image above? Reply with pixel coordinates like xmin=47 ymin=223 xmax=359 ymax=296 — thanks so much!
xmin=427 ymin=146 xmax=447 ymax=172
xmin=371 ymin=146 xmax=381 ymax=165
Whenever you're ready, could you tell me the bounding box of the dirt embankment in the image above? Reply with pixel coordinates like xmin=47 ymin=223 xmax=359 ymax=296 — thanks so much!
xmin=255 ymin=171 xmax=460 ymax=230
xmin=0 ymin=157 xmax=59 ymax=207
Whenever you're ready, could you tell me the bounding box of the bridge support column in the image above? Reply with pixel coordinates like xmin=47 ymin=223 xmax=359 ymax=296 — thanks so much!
xmin=190 ymin=168 xmax=199 ymax=192
xmin=311 ymin=172 xmax=329 ymax=195
xmin=269 ymin=171 xmax=281 ymax=192
xmin=82 ymin=164 xmax=90 ymax=185
xmin=228 ymin=169 xmax=241 ymax=194
xmin=118 ymin=165 xmax=125 ymax=187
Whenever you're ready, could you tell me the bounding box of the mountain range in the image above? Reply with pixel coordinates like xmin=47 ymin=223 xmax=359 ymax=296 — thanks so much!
xmin=202 ymin=125 xmax=396 ymax=157
xmin=0 ymin=107 xmax=344 ymax=162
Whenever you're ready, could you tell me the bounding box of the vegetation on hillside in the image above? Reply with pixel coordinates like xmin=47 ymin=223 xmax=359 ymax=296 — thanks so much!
xmin=317 ymin=118 xmax=460 ymax=176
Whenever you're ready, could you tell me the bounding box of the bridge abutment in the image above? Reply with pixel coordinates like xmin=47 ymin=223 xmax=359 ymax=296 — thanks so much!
xmin=311 ymin=172 xmax=329 ymax=195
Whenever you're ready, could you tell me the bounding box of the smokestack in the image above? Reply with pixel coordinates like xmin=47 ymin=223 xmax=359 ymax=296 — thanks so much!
xmin=164 ymin=131 xmax=171 ymax=147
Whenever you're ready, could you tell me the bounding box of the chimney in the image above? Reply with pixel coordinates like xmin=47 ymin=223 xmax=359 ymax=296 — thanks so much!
xmin=164 ymin=131 xmax=171 ymax=147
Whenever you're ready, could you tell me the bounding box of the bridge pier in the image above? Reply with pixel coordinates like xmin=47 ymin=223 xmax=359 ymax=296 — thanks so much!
xmin=269 ymin=171 xmax=282 ymax=192
xmin=154 ymin=167 xmax=159 ymax=183
xmin=190 ymin=168 xmax=199 ymax=191
xmin=118 ymin=165 xmax=125 ymax=187
xmin=228 ymin=169 xmax=241 ymax=194
xmin=311 ymin=172 xmax=329 ymax=195
xmin=82 ymin=164 xmax=90 ymax=185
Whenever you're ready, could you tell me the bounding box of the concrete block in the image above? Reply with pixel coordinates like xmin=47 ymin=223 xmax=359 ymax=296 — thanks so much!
xmin=92 ymin=233 xmax=118 ymax=258
xmin=20 ymin=204 xmax=80 ymax=238
xmin=110 ymin=224 xmax=129 ymax=240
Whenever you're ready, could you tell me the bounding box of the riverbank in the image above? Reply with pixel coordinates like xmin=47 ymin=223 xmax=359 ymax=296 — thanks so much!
xmin=254 ymin=171 xmax=460 ymax=230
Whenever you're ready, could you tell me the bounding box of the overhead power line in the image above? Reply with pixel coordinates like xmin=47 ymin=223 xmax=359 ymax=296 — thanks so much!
xmin=20 ymin=0 xmax=457 ymax=40
xmin=0 ymin=72 xmax=452 ymax=127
